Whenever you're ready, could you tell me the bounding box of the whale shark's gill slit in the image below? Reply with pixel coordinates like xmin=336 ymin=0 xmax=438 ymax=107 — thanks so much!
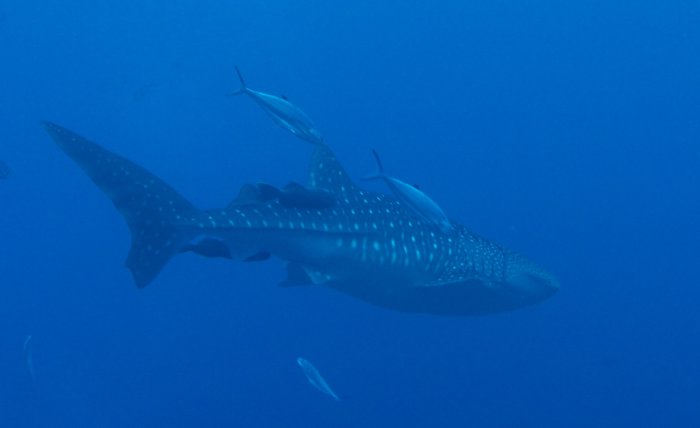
xmin=43 ymin=122 xmax=201 ymax=287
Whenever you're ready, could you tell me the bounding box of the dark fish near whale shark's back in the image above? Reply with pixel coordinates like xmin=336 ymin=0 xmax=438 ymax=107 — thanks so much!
xmin=42 ymin=122 xmax=558 ymax=315
xmin=228 ymin=66 xmax=323 ymax=145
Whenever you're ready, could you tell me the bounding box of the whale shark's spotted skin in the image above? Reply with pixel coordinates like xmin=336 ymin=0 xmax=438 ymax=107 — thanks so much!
xmin=43 ymin=122 xmax=558 ymax=315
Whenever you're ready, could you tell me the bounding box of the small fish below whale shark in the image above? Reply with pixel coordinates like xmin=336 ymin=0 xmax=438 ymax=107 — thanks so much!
xmin=296 ymin=357 xmax=340 ymax=401
xmin=42 ymin=122 xmax=558 ymax=315
xmin=228 ymin=66 xmax=324 ymax=145
xmin=23 ymin=335 xmax=35 ymax=383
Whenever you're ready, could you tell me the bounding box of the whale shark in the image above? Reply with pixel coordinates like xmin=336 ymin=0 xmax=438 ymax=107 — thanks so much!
xmin=43 ymin=122 xmax=558 ymax=315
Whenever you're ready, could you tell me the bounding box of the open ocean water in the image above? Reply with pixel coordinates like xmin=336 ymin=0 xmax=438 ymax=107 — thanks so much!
xmin=0 ymin=1 xmax=698 ymax=427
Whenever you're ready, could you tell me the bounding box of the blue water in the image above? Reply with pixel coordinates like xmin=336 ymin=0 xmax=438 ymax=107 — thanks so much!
xmin=1 ymin=1 xmax=698 ymax=426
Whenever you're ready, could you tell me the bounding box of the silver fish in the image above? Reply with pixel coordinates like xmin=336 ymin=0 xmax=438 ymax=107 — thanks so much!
xmin=297 ymin=357 xmax=340 ymax=401
xmin=229 ymin=66 xmax=323 ymax=145
xmin=23 ymin=335 xmax=35 ymax=382
xmin=365 ymin=149 xmax=454 ymax=233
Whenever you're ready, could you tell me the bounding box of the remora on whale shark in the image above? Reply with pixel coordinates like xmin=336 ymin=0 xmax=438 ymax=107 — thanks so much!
xmin=43 ymin=122 xmax=558 ymax=315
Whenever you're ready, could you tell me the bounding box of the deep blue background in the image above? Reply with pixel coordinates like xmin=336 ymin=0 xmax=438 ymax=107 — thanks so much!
xmin=1 ymin=1 xmax=699 ymax=426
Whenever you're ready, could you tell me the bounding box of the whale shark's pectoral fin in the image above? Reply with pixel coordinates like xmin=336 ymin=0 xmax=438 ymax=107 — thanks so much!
xmin=278 ymin=262 xmax=314 ymax=287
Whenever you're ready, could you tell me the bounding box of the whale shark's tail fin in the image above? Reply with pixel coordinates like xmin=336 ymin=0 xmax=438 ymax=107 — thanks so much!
xmin=42 ymin=122 xmax=201 ymax=288
xmin=227 ymin=65 xmax=249 ymax=96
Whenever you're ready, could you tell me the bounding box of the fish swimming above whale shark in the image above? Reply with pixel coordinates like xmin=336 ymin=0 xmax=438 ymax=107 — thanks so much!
xmin=364 ymin=149 xmax=454 ymax=234
xmin=228 ymin=66 xmax=324 ymax=145
xmin=42 ymin=121 xmax=558 ymax=315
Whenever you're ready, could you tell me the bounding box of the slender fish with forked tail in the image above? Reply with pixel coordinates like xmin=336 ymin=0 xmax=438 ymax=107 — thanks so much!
xmin=364 ymin=149 xmax=454 ymax=234
xmin=23 ymin=335 xmax=35 ymax=382
xmin=229 ymin=66 xmax=323 ymax=145
xmin=297 ymin=357 xmax=340 ymax=401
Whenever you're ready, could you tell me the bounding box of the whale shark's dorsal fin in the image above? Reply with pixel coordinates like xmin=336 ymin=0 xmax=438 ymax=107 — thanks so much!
xmin=307 ymin=145 xmax=361 ymax=201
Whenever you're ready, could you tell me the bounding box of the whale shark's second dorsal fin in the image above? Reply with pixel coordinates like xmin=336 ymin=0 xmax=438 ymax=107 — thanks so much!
xmin=307 ymin=145 xmax=361 ymax=202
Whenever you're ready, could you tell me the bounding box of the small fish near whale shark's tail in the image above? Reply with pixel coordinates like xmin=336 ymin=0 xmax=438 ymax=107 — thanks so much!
xmin=42 ymin=122 xmax=202 ymax=288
